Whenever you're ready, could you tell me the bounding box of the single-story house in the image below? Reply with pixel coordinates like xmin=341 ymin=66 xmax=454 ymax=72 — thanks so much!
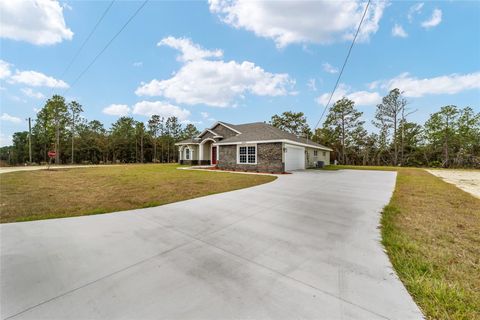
xmin=175 ymin=121 xmax=332 ymax=172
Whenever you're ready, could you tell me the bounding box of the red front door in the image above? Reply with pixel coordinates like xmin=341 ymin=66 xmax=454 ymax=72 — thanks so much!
xmin=211 ymin=147 xmax=217 ymax=165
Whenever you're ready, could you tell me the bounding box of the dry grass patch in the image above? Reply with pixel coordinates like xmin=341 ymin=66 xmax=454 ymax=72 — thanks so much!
xmin=0 ymin=164 xmax=276 ymax=223
xmin=331 ymin=165 xmax=480 ymax=320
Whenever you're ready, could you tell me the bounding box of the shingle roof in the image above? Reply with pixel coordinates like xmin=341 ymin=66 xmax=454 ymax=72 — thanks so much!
xmin=217 ymin=121 xmax=242 ymax=132
xmin=217 ymin=122 xmax=332 ymax=151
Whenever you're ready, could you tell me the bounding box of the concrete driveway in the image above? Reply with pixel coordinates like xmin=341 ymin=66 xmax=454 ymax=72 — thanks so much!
xmin=0 ymin=170 xmax=422 ymax=320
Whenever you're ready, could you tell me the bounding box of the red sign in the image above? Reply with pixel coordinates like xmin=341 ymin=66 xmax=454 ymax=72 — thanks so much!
xmin=48 ymin=151 xmax=56 ymax=158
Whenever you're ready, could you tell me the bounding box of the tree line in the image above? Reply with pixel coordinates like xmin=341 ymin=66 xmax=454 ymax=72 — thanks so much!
xmin=0 ymin=95 xmax=200 ymax=165
xmin=270 ymin=88 xmax=479 ymax=168
xmin=2 ymin=89 xmax=479 ymax=168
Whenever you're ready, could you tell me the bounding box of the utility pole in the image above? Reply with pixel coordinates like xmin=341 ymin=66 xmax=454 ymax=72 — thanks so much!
xmin=28 ymin=117 xmax=32 ymax=163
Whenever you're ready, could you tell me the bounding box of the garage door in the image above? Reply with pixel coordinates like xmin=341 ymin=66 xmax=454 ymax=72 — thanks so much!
xmin=284 ymin=144 xmax=305 ymax=171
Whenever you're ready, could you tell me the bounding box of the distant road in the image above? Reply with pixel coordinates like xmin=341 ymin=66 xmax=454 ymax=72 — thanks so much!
xmin=0 ymin=165 xmax=116 ymax=174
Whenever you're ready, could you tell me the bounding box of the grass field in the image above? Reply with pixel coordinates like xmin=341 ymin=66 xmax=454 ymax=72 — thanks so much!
xmin=0 ymin=164 xmax=276 ymax=223
xmin=325 ymin=165 xmax=480 ymax=320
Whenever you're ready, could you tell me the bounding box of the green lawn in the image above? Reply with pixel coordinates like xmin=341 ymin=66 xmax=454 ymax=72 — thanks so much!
xmin=0 ymin=164 xmax=276 ymax=223
xmin=323 ymin=165 xmax=480 ymax=320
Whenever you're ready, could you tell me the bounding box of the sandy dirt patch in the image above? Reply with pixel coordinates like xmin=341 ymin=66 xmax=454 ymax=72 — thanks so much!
xmin=426 ymin=169 xmax=480 ymax=199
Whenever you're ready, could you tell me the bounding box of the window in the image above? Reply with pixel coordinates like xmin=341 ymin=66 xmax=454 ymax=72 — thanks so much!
xmin=185 ymin=148 xmax=190 ymax=160
xmin=314 ymin=150 xmax=318 ymax=156
xmin=323 ymin=151 xmax=326 ymax=156
xmin=238 ymin=145 xmax=256 ymax=164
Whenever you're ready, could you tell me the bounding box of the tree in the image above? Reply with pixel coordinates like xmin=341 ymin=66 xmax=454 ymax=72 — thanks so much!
xmin=110 ymin=117 xmax=136 ymax=163
xmin=147 ymin=115 xmax=162 ymax=162
xmin=424 ymin=105 xmax=459 ymax=167
xmin=396 ymin=121 xmax=422 ymax=166
xmin=12 ymin=132 xmax=29 ymax=164
xmin=373 ymin=88 xmax=407 ymax=166
xmin=44 ymin=95 xmax=69 ymax=164
xmin=323 ymin=98 xmax=364 ymax=164
xmin=270 ymin=111 xmax=311 ymax=137
xmin=350 ymin=125 xmax=369 ymax=165
xmin=3 ymin=101 xmax=478 ymax=168
xmin=135 ymin=121 xmax=146 ymax=163
xmin=182 ymin=124 xmax=200 ymax=140
xmin=68 ymin=101 xmax=83 ymax=164
xmin=165 ymin=117 xmax=182 ymax=162
xmin=76 ymin=120 xmax=107 ymax=164
xmin=32 ymin=107 xmax=54 ymax=163
xmin=456 ymin=107 xmax=480 ymax=166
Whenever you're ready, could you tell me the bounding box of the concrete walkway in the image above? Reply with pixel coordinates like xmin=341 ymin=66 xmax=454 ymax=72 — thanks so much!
xmin=0 ymin=170 xmax=423 ymax=320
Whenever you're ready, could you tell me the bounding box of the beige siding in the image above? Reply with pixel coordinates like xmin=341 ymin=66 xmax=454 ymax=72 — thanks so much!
xmin=305 ymin=148 xmax=330 ymax=167
xmin=179 ymin=145 xmax=199 ymax=161
xmin=202 ymin=143 xmax=211 ymax=161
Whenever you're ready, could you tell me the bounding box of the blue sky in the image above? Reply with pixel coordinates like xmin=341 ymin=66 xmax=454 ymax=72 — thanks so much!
xmin=1 ymin=0 xmax=479 ymax=146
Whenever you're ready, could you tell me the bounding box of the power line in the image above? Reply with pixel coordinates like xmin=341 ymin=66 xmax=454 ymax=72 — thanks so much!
xmin=61 ymin=0 xmax=116 ymax=79
xmin=313 ymin=0 xmax=371 ymax=131
xmin=62 ymin=0 xmax=149 ymax=96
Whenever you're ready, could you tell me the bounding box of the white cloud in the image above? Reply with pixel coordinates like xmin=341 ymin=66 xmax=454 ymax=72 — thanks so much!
xmin=158 ymin=36 xmax=223 ymax=62
xmin=21 ymin=88 xmax=45 ymax=99
xmin=136 ymin=37 xmax=294 ymax=107
xmin=132 ymin=101 xmax=191 ymax=121
xmin=10 ymin=70 xmax=69 ymax=88
xmin=136 ymin=60 xmax=293 ymax=107
xmin=382 ymin=72 xmax=480 ymax=98
xmin=181 ymin=119 xmax=203 ymax=125
xmin=392 ymin=24 xmax=408 ymax=38
xmin=0 ymin=60 xmax=67 ymax=89
xmin=209 ymin=0 xmax=387 ymax=47
xmin=200 ymin=111 xmax=215 ymax=122
xmin=0 ymin=60 xmax=12 ymax=79
xmin=316 ymin=84 xmax=381 ymax=106
xmin=0 ymin=133 xmax=13 ymax=147
xmin=8 ymin=95 xmax=27 ymax=103
xmin=367 ymin=80 xmax=381 ymax=90
xmin=322 ymin=63 xmax=339 ymax=74
xmin=421 ymin=9 xmax=442 ymax=29
xmin=0 ymin=0 xmax=73 ymax=45
xmin=307 ymin=78 xmax=317 ymax=91
xmin=407 ymin=3 xmax=424 ymax=22
xmin=102 ymin=104 xmax=130 ymax=116
xmin=133 ymin=62 xmax=143 ymax=67
xmin=0 ymin=113 xmax=22 ymax=124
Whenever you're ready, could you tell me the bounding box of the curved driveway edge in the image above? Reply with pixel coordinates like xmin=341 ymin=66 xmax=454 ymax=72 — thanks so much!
xmin=1 ymin=170 xmax=423 ymax=319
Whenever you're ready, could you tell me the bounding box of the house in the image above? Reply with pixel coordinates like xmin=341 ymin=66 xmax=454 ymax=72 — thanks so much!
xmin=175 ymin=121 xmax=332 ymax=173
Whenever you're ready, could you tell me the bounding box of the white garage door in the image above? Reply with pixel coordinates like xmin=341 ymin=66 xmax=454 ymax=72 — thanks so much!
xmin=285 ymin=144 xmax=305 ymax=171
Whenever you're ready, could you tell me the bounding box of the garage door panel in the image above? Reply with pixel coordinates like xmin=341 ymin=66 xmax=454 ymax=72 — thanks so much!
xmin=285 ymin=144 xmax=305 ymax=171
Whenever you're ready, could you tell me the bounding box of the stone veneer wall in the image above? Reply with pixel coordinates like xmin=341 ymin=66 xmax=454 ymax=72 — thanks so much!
xmin=218 ymin=143 xmax=284 ymax=173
